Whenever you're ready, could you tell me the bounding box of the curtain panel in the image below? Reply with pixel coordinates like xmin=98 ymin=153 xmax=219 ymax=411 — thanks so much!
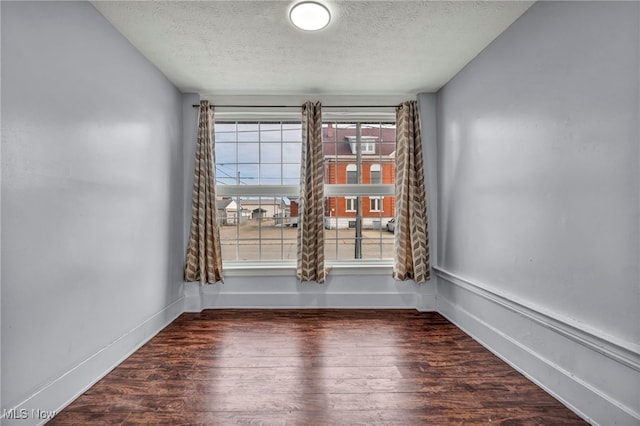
xmin=297 ymin=101 xmax=326 ymax=283
xmin=393 ymin=100 xmax=431 ymax=283
xmin=184 ymin=100 xmax=224 ymax=284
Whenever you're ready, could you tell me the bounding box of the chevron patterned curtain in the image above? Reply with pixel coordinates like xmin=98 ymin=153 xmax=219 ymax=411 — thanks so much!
xmin=184 ymin=100 xmax=224 ymax=284
xmin=393 ymin=101 xmax=430 ymax=283
xmin=297 ymin=101 xmax=326 ymax=283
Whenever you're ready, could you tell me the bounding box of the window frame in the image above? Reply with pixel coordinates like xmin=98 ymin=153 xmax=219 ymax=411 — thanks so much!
xmin=369 ymin=196 xmax=382 ymax=212
xmin=215 ymin=121 xmax=302 ymax=264
xmin=345 ymin=196 xmax=357 ymax=212
xmin=370 ymin=163 xmax=382 ymax=185
xmin=346 ymin=164 xmax=358 ymax=185
xmin=214 ymin=115 xmax=396 ymax=275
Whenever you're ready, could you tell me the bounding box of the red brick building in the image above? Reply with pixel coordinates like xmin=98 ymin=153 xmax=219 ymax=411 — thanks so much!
xmin=322 ymin=123 xmax=396 ymax=229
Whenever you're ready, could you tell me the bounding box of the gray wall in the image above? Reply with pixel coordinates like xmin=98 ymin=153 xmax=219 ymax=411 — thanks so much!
xmin=1 ymin=1 xmax=184 ymax=415
xmin=437 ymin=0 xmax=638 ymax=351
xmin=433 ymin=1 xmax=639 ymax=423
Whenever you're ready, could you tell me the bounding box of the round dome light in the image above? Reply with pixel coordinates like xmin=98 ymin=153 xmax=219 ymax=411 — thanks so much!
xmin=290 ymin=2 xmax=331 ymax=31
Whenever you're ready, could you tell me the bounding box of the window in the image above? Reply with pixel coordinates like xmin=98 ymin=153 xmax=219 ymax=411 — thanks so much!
xmin=346 ymin=164 xmax=357 ymax=184
xmin=370 ymin=164 xmax=381 ymax=184
xmin=347 ymin=136 xmax=376 ymax=154
xmin=215 ymin=119 xmax=396 ymax=263
xmin=215 ymin=122 xmax=301 ymax=261
xmin=323 ymin=122 xmax=396 ymax=260
xmin=345 ymin=197 xmax=356 ymax=212
xmin=370 ymin=197 xmax=382 ymax=212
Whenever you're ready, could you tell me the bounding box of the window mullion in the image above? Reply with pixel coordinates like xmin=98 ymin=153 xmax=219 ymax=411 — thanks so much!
xmin=355 ymin=123 xmax=362 ymax=259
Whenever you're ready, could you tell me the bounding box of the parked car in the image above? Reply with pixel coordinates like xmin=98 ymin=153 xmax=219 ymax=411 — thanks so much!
xmin=386 ymin=218 xmax=395 ymax=233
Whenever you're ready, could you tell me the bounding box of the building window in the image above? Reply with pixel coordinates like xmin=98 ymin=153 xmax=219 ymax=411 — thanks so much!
xmin=370 ymin=164 xmax=381 ymax=184
xmin=346 ymin=164 xmax=357 ymax=184
xmin=347 ymin=136 xmax=376 ymax=154
xmin=370 ymin=197 xmax=382 ymax=212
xmin=345 ymin=197 xmax=356 ymax=212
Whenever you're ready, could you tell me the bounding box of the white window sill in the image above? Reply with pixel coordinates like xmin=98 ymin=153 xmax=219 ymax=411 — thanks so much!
xmin=222 ymin=260 xmax=393 ymax=277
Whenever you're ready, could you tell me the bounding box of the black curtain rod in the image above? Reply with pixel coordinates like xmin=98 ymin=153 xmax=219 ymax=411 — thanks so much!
xmin=192 ymin=104 xmax=401 ymax=108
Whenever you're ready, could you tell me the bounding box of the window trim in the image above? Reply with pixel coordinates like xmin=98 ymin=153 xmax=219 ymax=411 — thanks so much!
xmin=370 ymin=163 xmax=382 ymax=185
xmin=369 ymin=196 xmax=382 ymax=212
xmin=222 ymin=259 xmax=393 ymax=277
xmin=345 ymin=196 xmax=357 ymax=213
xmin=324 ymin=184 xmax=394 ymax=196
xmin=346 ymin=163 xmax=357 ymax=185
xmin=215 ymin=118 xmax=396 ymax=270
xmin=217 ymin=184 xmax=299 ymax=197
xmin=346 ymin=136 xmax=377 ymax=154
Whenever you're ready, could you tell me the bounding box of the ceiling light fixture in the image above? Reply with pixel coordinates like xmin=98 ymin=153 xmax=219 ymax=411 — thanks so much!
xmin=289 ymin=1 xmax=331 ymax=31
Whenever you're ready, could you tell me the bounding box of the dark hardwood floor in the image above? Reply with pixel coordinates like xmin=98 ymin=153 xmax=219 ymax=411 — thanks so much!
xmin=50 ymin=310 xmax=586 ymax=425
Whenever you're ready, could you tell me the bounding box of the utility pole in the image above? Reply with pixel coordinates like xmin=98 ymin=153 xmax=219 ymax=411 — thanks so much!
xmin=236 ymin=170 xmax=241 ymax=223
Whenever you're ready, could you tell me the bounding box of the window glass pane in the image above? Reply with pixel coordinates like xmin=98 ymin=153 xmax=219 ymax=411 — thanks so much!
xmin=282 ymin=143 xmax=301 ymax=163
xmin=324 ymin=123 xmax=395 ymax=184
xmin=282 ymin=123 xmax=302 ymax=142
xmin=238 ymin=143 xmax=259 ymax=163
xmin=238 ymin=242 xmax=259 ymax=261
xmin=259 ymin=240 xmax=283 ymax=260
xmin=215 ymin=122 xmax=301 ymax=187
xmin=260 ymin=164 xmax=281 ymax=184
xmin=216 ymin=163 xmax=237 ymax=185
xmin=259 ymin=123 xmax=282 ymax=142
xmin=325 ymin=230 xmax=394 ymax=260
xmin=362 ymin=234 xmax=393 ymax=258
xmin=237 ymin=123 xmax=259 ymax=142
xmin=219 ymin=196 xmax=299 ymax=261
xmin=215 ymin=123 xmax=237 ymax=142
xmin=236 ymin=164 xmax=259 ymax=183
xmin=217 ymin=177 xmax=238 ymax=186
xmin=382 ymin=158 xmax=395 ymax=184
xmin=324 ymin=195 xmax=395 ymax=260
xmin=260 ymin=143 xmax=282 ymax=163
xmin=324 ymin=238 xmax=356 ymax=261
xmin=218 ymin=196 xmax=241 ymax=260
xmin=220 ymin=241 xmax=237 ymax=261
xmin=283 ymin=164 xmax=300 ymax=185
xmin=324 ymin=161 xmax=336 ymax=186
xmin=216 ymin=143 xmax=237 ymax=165
xmin=380 ymin=125 xmax=396 ymax=142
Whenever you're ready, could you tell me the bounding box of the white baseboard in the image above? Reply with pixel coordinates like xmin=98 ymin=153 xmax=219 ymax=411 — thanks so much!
xmin=184 ymin=275 xmax=436 ymax=311
xmin=1 ymin=297 xmax=184 ymax=426
xmin=434 ymin=268 xmax=640 ymax=426
xmin=198 ymin=291 xmax=421 ymax=309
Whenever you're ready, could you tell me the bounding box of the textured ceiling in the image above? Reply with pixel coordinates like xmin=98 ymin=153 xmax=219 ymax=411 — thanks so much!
xmin=91 ymin=1 xmax=534 ymax=97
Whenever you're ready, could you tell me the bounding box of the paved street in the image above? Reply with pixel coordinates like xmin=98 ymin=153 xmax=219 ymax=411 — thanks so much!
xmin=220 ymin=218 xmax=394 ymax=260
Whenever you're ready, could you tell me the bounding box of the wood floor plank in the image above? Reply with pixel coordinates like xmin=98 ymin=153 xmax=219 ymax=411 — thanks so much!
xmin=49 ymin=310 xmax=586 ymax=425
